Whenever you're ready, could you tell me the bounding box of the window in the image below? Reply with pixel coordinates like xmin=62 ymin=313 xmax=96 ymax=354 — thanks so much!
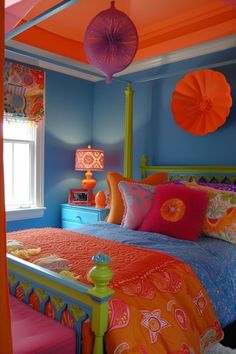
xmin=3 ymin=119 xmax=45 ymax=221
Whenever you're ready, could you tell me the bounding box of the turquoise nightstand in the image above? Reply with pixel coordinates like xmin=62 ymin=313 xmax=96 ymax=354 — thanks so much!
xmin=61 ymin=204 xmax=109 ymax=230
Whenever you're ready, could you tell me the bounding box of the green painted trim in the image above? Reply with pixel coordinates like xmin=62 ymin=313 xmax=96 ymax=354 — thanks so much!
xmin=8 ymin=256 xmax=94 ymax=306
xmin=8 ymin=252 xmax=114 ymax=354
xmin=124 ymin=83 xmax=134 ymax=178
xmin=140 ymin=154 xmax=148 ymax=179
xmin=87 ymin=253 xmax=114 ymax=354
xmin=91 ymin=301 xmax=110 ymax=354
xmin=140 ymin=154 xmax=236 ymax=179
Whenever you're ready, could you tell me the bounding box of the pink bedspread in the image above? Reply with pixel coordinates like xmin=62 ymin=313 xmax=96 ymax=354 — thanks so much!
xmin=10 ymin=296 xmax=75 ymax=354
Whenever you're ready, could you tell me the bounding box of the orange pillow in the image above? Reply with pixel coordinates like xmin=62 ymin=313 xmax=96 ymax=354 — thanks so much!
xmin=106 ymin=171 xmax=168 ymax=224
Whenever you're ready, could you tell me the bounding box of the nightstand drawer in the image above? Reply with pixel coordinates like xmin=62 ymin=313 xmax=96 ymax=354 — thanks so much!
xmin=61 ymin=220 xmax=81 ymax=230
xmin=61 ymin=204 xmax=109 ymax=230
xmin=62 ymin=208 xmax=98 ymax=224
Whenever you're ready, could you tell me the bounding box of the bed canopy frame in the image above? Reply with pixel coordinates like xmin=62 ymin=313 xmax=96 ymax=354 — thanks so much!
xmin=1 ymin=2 xmax=236 ymax=353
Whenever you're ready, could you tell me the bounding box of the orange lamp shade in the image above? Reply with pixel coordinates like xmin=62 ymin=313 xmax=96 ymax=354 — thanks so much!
xmin=171 ymin=69 xmax=232 ymax=136
xmin=75 ymin=145 xmax=104 ymax=171
xmin=75 ymin=145 xmax=104 ymax=190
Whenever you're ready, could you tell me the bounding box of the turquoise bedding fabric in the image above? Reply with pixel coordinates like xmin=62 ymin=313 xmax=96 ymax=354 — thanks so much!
xmin=73 ymin=222 xmax=236 ymax=328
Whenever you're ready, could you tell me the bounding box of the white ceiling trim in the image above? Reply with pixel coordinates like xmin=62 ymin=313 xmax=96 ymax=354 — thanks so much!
xmin=5 ymin=33 xmax=236 ymax=82
xmin=5 ymin=39 xmax=105 ymax=82
xmin=117 ymin=34 xmax=236 ymax=76
xmin=5 ymin=48 xmax=103 ymax=82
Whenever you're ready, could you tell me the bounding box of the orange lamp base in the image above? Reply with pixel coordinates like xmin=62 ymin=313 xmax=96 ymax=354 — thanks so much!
xmin=81 ymin=170 xmax=96 ymax=190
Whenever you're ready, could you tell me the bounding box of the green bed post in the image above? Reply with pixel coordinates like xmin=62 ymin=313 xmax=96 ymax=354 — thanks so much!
xmin=124 ymin=83 xmax=134 ymax=178
xmin=87 ymin=253 xmax=114 ymax=354
xmin=140 ymin=154 xmax=148 ymax=179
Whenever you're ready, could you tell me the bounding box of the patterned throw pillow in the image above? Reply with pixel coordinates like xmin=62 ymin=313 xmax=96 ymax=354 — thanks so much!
xmin=184 ymin=182 xmax=236 ymax=244
xmin=119 ymin=182 xmax=156 ymax=229
xmin=106 ymin=172 xmax=168 ymax=225
xmin=202 ymin=189 xmax=236 ymax=244
xmin=199 ymin=182 xmax=236 ymax=193
xmin=139 ymin=184 xmax=209 ymax=241
xmin=171 ymin=179 xmax=236 ymax=193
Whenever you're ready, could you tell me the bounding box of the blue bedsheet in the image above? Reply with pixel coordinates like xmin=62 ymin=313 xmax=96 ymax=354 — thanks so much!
xmin=73 ymin=222 xmax=236 ymax=328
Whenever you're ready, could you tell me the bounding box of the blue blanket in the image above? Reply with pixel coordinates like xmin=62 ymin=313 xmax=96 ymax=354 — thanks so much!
xmin=74 ymin=222 xmax=236 ymax=328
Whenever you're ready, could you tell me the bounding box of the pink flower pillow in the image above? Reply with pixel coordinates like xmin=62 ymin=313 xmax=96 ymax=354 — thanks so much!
xmin=119 ymin=181 xmax=156 ymax=229
xmin=139 ymin=184 xmax=209 ymax=241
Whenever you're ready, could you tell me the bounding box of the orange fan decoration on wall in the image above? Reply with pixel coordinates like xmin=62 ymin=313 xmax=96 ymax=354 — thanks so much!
xmin=171 ymin=69 xmax=232 ymax=135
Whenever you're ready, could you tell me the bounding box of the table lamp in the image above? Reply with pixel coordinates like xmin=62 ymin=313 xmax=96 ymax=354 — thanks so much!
xmin=75 ymin=145 xmax=104 ymax=192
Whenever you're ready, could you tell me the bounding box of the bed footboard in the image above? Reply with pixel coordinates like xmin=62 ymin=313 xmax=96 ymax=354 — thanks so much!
xmin=8 ymin=252 xmax=114 ymax=354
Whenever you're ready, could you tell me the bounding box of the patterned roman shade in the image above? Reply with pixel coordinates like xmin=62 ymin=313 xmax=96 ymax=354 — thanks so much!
xmin=4 ymin=60 xmax=45 ymax=124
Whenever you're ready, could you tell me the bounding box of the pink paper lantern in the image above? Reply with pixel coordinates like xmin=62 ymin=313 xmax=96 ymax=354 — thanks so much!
xmin=84 ymin=1 xmax=138 ymax=83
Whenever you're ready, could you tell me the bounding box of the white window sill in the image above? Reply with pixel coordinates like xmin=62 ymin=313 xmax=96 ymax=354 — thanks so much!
xmin=6 ymin=207 xmax=46 ymax=222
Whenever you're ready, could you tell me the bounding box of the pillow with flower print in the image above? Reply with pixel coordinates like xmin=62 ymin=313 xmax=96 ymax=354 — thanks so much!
xmin=139 ymin=184 xmax=209 ymax=241
xmin=185 ymin=182 xmax=236 ymax=244
xmin=106 ymin=171 xmax=168 ymax=225
xmin=119 ymin=182 xmax=156 ymax=229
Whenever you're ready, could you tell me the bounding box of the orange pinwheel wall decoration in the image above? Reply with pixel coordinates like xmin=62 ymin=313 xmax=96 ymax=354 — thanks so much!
xmin=171 ymin=69 xmax=232 ymax=136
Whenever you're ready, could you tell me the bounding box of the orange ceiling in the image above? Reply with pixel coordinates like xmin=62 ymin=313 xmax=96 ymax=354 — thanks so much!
xmin=5 ymin=0 xmax=236 ymax=64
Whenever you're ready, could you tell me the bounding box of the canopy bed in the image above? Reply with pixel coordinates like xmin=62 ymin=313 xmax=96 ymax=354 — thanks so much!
xmin=2 ymin=55 xmax=236 ymax=354
xmin=2 ymin=66 xmax=236 ymax=352
xmin=2 ymin=58 xmax=236 ymax=354
xmin=1 ymin=2 xmax=236 ymax=354
xmin=5 ymin=158 xmax=236 ymax=353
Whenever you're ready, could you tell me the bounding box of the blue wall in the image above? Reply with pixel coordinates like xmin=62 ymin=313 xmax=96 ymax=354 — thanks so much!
xmin=149 ymin=49 xmax=236 ymax=166
xmin=7 ymin=71 xmax=94 ymax=231
xmin=93 ymin=47 xmax=236 ymax=180
xmin=7 ymin=46 xmax=236 ymax=231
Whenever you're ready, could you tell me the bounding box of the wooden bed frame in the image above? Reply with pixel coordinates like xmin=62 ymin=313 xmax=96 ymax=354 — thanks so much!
xmin=8 ymin=252 xmax=114 ymax=354
xmin=8 ymin=155 xmax=236 ymax=352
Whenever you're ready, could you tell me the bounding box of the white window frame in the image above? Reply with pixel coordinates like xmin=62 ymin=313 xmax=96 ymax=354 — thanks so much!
xmin=5 ymin=120 xmax=46 ymax=221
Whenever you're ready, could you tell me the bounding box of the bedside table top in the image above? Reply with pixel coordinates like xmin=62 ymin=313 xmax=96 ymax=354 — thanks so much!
xmin=61 ymin=203 xmax=109 ymax=211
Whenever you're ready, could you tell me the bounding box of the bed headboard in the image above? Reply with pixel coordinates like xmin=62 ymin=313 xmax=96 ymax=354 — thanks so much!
xmin=140 ymin=154 xmax=236 ymax=184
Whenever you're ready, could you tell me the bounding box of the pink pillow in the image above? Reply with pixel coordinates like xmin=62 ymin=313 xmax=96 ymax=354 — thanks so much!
xmin=119 ymin=181 xmax=156 ymax=229
xmin=139 ymin=184 xmax=209 ymax=241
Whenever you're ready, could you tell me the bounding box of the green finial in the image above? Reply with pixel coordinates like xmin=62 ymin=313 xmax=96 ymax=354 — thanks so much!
xmin=140 ymin=154 xmax=148 ymax=168
xmin=88 ymin=252 xmax=113 ymax=297
xmin=140 ymin=154 xmax=148 ymax=178
xmin=92 ymin=252 xmax=110 ymax=264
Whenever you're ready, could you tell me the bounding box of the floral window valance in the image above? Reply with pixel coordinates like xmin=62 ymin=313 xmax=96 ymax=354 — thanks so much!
xmin=4 ymin=60 xmax=45 ymax=125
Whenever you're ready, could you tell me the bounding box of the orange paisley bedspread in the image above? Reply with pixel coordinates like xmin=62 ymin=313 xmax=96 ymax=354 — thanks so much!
xmin=7 ymin=227 xmax=223 ymax=353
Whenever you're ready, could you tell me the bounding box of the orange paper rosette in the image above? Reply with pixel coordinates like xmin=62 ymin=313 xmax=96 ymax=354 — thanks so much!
xmin=171 ymin=69 xmax=232 ymax=135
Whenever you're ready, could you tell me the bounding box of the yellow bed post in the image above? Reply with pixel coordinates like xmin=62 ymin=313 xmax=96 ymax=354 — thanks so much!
xmin=0 ymin=3 xmax=13 ymax=353
xmin=124 ymin=83 xmax=134 ymax=178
